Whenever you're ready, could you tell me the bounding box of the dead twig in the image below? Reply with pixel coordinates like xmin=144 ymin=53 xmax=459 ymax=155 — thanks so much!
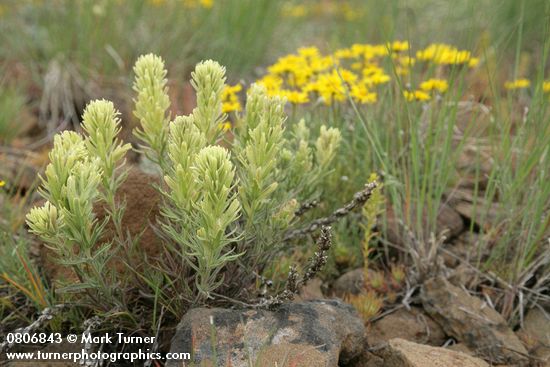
xmin=284 ymin=182 xmax=377 ymax=241
xmin=294 ymin=200 xmax=319 ymax=217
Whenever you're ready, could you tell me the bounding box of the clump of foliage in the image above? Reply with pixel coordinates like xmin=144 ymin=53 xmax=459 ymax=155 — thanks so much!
xmin=24 ymin=54 xmax=375 ymax=328
xmin=343 ymin=172 xmax=386 ymax=322
xmin=344 ymin=291 xmax=383 ymax=321
xmin=0 ymin=81 xmax=25 ymax=145
xmin=343 ymin=176 xmax=405 ymax=323
xmin=361 ymin=172 xmax=384 ymax=279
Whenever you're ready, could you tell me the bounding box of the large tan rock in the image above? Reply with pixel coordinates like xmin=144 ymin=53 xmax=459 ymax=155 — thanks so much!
xmin=421 ymin=276 xmax=529 ymax=365
xmin=380 ymin=338 xmax=490 ymax=367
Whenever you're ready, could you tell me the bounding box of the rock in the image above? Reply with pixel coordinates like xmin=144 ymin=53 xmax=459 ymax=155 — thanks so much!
xmin=455 ymin=148 xmax=492 ymax=190
xmin=442 ymin=232 xmax=481 ymax=268
xmin=379 ymin=338 xmax=490 ymax=367
xmin=0 ymin=148 xmax=48 ymax=191
xmin=295 ymin=278 xmax=325 ymax=301
xmin=332 ymin=268 xmax=365 ymax=296
xmin=368 ymin=307 xmax=446 ymax=347
xmin=350 ymin=350 xmax=384 ymax=367
xmin=421 ymin=276 xmax=529 ymax=365
xmin=385 ymin=204 xmax=464 ymax=247
xmin=522 ymin=307 xmax=550 ymax=345
xmin=167 ymin=299 xmax=366 ymax=367
xmin=331 ymin=268 xmax=388 ymax=298
xmin=40 ymin=166 xmax=161 ymax=281
xmin=448 ymin=263 xmax=478 ymax=288
xmin=447 ymin=342 xmax=476 ymax=355
xmin=436 ymin=204 xmax=465 ymax=238
xmin=445 ymin=189 xmax=501 ymax=230
xmin=517 ymin=308 xmax=550 ymax=366
xmin=422 ymin=101 xmax=494 ymax=191
xmin=96 ymin=166 xmax=161 ymax=261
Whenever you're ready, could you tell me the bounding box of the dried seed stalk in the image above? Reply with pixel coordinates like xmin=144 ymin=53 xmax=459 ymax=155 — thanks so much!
xmin=259 ymin=226 xmax=333 ymax=309
xmin=284 ymin=182 xmax=378 ymax=241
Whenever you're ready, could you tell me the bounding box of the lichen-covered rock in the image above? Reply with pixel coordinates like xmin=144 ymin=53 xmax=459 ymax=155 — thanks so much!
xmin=421 ymin=276 xmax=529 ymax=366
xmin=167 ymin=299 xmax=366 ymax=367
xmin=379 ymin=338 xmax=490 ymax=367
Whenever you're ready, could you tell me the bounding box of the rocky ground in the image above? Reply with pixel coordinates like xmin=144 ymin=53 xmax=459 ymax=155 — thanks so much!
xmin=4 ymin=294 xmax=548 ymax=366
xmin=164 ymin=274 xmax=548 ymax=366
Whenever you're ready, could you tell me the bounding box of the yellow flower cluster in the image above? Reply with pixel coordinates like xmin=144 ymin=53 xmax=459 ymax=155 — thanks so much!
xmin=222 ymin=84 xmax=242 ymax=113
xmin=255 ymin=42 xmax=476 ymax=106
xmin=419 ymin=78 xmax=449 ymax=93
xmin=148 ymin=0 xmax=213 ymax=9
xmin=504 ymin=78 xmax=530 ymax=90
xmin=403 ymin=90 xmax=430 ymax=102
xmin=403 ymin=78 xmax=448 ymax=101
xmin=416 ymin=44 xmax=479 ymax=66
xmin=282 ymin=1 xmax=365 ymax=21
xmin=503 ymin=79 xmax=550 ymax=95
xmin=184 ymin=0 xmax=213 ymax=8
xmin=0 ymin=180 xmax=5 ymax=188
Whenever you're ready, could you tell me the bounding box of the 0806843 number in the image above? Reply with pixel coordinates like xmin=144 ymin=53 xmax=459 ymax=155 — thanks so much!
xmin=5 ymin=333 xmax=63 ymax=344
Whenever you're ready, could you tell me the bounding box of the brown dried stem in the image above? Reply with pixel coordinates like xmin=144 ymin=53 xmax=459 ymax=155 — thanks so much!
xmin=283 ymin=182 xmax=378 ymax=242
xmin=259 ymin=226 xmax=333 ymax=309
